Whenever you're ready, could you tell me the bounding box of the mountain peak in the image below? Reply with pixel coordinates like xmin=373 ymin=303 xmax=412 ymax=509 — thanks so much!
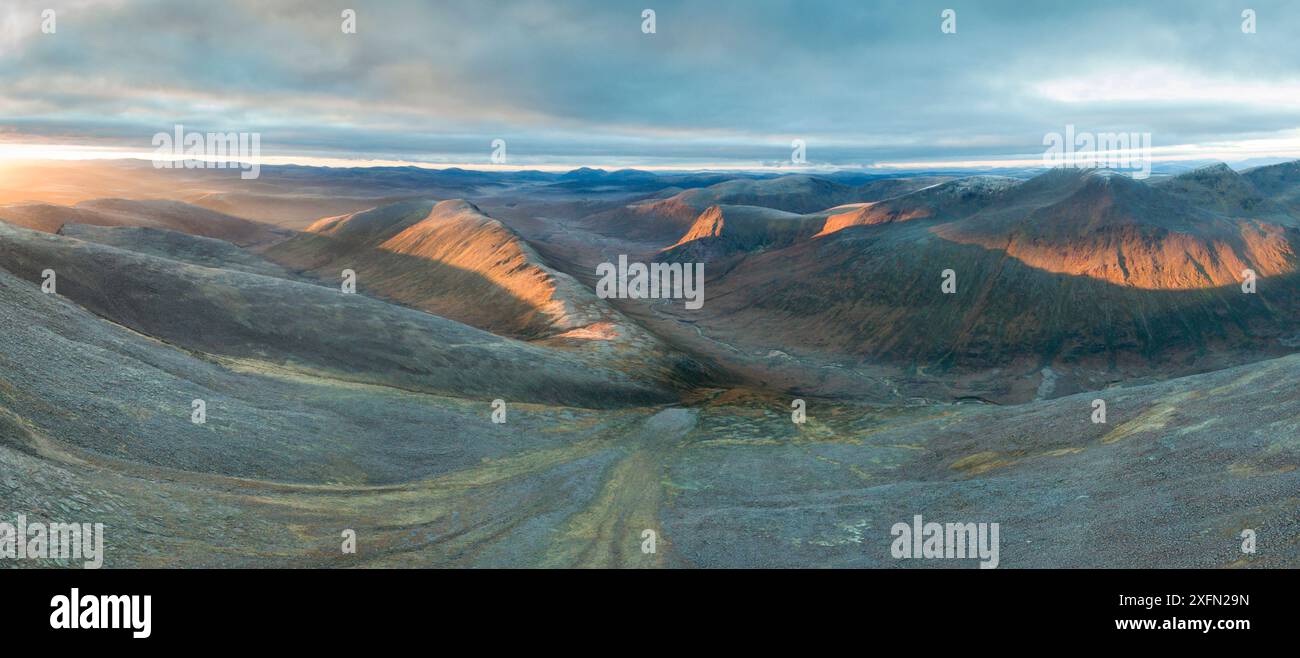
xmin=1174 ymin=162 xmax=1239 ymax=182
xmin=1155 ymin=162 xmax=1280 ymax=219
xmin=431 ymin=198 xmax=484 ymax=216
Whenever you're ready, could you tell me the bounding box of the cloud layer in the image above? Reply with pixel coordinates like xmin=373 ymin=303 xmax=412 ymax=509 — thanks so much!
xmin=3 ymin=0 xmax=1300 ymax=169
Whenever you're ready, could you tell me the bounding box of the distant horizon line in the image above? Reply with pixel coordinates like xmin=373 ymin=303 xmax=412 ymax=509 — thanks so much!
xmin=2 ymin=146 xmax=1300 ymax=177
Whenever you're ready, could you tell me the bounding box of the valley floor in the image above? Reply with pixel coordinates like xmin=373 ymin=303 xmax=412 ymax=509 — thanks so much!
xmin=5 ymin=332 xmax=1296 ymax=567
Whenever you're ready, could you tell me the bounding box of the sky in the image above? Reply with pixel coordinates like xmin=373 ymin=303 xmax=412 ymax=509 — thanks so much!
xmin=3 ymin=0 xmax=1300 ymax=171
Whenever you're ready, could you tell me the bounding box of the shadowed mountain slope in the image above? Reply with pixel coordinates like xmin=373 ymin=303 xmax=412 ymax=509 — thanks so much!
xmin=815 ymin=175 xmax=1018 ymax=236
xmin=0 ymin=198 xmax=288 ymax=246
xmin=658 ymin=204 xmax=825 ymax=263
xmin=669 ymin=175 xmax=861 ymax=214
xmin=59 ymin=224 xmax=294 ymax=278
xmin=1243 ymin=160 xmax=1300 ymax=216
xmin=1155 ymin=163 xmax=1292 ymax=222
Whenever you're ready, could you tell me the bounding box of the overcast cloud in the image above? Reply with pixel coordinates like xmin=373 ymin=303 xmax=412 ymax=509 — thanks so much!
xmin=3 ymin=0 xmax=1300 ymax=169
